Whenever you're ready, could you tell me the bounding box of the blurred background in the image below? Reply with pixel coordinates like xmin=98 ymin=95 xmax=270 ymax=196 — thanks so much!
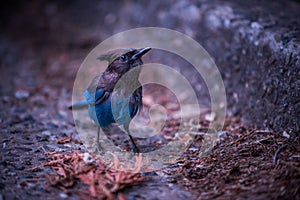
xmin=1 ymin=0 xmax=299 ymax=133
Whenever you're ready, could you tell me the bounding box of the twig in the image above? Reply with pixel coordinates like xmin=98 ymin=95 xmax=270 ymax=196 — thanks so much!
xmin=255 ymin=137 xmax=273 ymax=144
xmin=254 ymin=129 xmax=272 ymax=134
xmin=273 ymin=145 xmax=287 ymax=165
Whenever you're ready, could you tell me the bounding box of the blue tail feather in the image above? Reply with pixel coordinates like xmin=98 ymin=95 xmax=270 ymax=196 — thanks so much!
xmin=69 ymin=100 xmax=89 ymax=110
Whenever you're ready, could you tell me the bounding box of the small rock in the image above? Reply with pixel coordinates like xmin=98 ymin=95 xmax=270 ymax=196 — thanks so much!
xmin=188 ymin=147 xmax=199 ymax=151
xmin=7 ymin=171 xmax=16 ymax=176
xmin=15 ymin=90 xmax=30 ymax=99
xmin=59 ymin=193 xmax=68 ymax=199
xmin=218 ymin=131 xmax=228 ymax=138
xmin=63 ymin=144 xmax=71 ymax=148
xmin=190 ymin=131 xmax=206 ymax=136
xmin=251 ymin=21 xmax=263 ymax=29
xmin=83 ymin=152 xmax=94 ymax=164
xmin=42 ymin=131 xmax=51 ymax=136
xmin=204 ymin=113 xmax=216 ymax=122
xmin=168 ymin=183 xmax=175 ymax=187
xmin=282 ymin=131 xmax=290 ymax=139
xmin=58 ymin=110 xmax=68 ymax=117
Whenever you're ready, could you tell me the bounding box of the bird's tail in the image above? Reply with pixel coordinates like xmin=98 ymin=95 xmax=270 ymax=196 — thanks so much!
xmin=68 ymin=100 xmax=89 ymax=110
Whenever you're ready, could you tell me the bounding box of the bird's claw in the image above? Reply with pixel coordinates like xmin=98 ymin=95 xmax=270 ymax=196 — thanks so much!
xmin=133 ymin=146 xmax=140 ymax=154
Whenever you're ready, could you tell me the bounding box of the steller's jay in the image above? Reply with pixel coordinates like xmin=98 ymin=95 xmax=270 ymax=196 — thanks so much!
xmin=70 ymin=47 xmax=151 ymax=153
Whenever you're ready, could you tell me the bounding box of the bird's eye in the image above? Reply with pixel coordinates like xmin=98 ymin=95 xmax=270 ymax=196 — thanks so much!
xmin=120 ymin=55 xmax=128 ymax=62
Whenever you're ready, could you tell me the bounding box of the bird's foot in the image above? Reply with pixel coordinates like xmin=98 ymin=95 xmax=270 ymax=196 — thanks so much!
xmin=133 ymin=146 xmax=140 ymax=154
xmin=96 ymin=140 xmax=102 ymax=152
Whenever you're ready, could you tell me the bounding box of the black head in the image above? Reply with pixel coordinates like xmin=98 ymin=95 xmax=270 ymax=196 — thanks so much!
xmin=106 ymin=47 xmax=151 ymax=74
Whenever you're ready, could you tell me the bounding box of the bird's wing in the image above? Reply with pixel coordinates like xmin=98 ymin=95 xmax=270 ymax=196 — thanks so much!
xmin=84 ymin=74 xmax=111 ymax=105
xmin=129 ymin=86 xmax=143 ymax=118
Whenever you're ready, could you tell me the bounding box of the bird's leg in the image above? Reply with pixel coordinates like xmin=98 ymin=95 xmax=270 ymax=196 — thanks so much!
xmin=97 ymin=126 xmax=101 ymax=151
xmin=124 ymin=124 xmax=140 ymax=153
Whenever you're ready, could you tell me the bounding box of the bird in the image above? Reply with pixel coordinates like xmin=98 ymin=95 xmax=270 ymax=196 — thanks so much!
xmin=70 ymin=47 xmax=151 ymax=153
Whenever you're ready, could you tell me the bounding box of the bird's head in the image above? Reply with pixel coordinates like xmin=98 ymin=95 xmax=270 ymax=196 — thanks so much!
xmin=98 ymin=47 xmax=151 ymax=75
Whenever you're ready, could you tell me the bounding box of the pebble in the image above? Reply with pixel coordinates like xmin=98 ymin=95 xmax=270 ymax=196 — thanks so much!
xmin=83 ymin=152 xmax=94 ymax=164
xmin=7 ymin=172 xmax=16 ymax=176
xmin=42 ymin=131 xmax=51 ymax=136
xmin=58 ymin=110 xmax=68 ymax=117
xmin=188 ymin=147 xmax=199 ymax=151
xmin=190 ymin=131 xmax=206 ymax=136
xmin=15 ymin=90 xmax=30 ymax=99
xmin=282 ymin=131 xmax=290 ymax=139
xmin=59 ymin=193 xmax=68 ymax=199
xmin=251 ymin=21 xmax=263 ymax=29
xmin=218 ymin=131 xmax=228 ymax=138
xmin=204 ymin=113 xmax=216 ymax=122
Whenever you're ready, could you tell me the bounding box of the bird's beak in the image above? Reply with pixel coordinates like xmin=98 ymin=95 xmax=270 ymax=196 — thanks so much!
xmin=131 ymin=47 xmax=151 ymax=61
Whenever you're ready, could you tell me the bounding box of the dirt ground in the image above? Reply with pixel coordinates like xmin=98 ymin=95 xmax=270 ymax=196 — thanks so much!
xmin=0 ymin=1 xmax=299 ymax=200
